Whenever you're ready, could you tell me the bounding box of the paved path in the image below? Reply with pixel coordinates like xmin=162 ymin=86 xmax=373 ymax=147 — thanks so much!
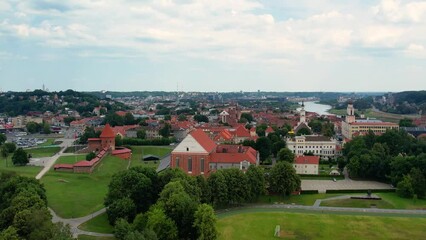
xmin=50 ymin=208 xmax=113 ymax=238
xmin=35 ymin=138 xmax=75 ymax=180
xmin=301 ymin=179 xmax=393 ymax=192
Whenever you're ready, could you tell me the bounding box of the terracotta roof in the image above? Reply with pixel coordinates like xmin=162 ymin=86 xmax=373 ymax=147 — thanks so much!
xmin=112 ymin=148 xmax=132 ymax=155
xmin=88 ymin=138 xmax=101 ymax=141
xmin=234 ymin=125 xmax=251 ymax=138
xmin=294 ymin=156 xmax=319 ymax=165
xmin=115 ymin=111 xmax=127 ymax=117
xmin=100 ymin=124 xmax=116 ymax=138
xmin=74 ymin=160 xmax=94 ymax=167
xmin=350 ymin=122 xmax=398 ymax=126
xmin=265 ymin=126 xmax=274 ymax=133
xmin=54 ymin=164 xmax=74 ymax=169
xmin=190 ymin=129 xmax=217 ymax=153
xmin=210 ymin=145 xmax=257 ymax=164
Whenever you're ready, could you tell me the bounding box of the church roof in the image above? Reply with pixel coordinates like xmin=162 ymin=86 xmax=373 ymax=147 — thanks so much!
xmin=189 ymin=129 xmax=217 ymax=153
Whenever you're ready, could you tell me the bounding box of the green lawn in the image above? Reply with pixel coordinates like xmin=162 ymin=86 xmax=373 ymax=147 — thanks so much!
xmin=217 ymin=212 xmax=426 ymax=240
xmin=257 ymin=193 xmax=342 ymax=206
xmin=38 ymin=138 xmax=58 ymax=146
xmin=41 ymin=155 xmax=128 ymax=218
xmin=321 ymin=198 xmax=395 ymax=209
xmin=78 ymin=235 xmax=115 ymax=240
xmin=0 ymin=157 xmax=42 ymax=178
xmin=26 ymin=146 xmax=61 ymax=158
xmin=78 ymin=213 xmax=114 ymax=234
xmin=378 ymin=193 xmax=426 ymax=210
xmin=129 ymin=146 xmax=172 ymax=168
xmin=54 ymin=155 xmax=85 ymax=165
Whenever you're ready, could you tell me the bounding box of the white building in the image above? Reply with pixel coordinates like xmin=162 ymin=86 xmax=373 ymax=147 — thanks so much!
xmin=286 ymin=135 xmax=339 ymax=158
xmin=293 ymin=156 xmax=319 ymax=175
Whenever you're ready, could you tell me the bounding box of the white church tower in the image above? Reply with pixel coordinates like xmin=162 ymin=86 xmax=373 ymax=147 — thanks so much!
xmin=345 ymin=101 xmax=356 ymax=124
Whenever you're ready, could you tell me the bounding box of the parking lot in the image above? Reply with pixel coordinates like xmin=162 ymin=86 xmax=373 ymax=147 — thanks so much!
xmin=302 ymin=179 xmax=393 ymax=193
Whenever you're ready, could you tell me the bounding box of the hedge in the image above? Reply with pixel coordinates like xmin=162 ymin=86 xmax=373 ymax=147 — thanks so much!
xmin=325 ymin=189 xmax=396 ymax=194
xmin=122 ymin=137 xmax=175 ymax=146
xmin=300 ymin=190 xmax=319 ymax=194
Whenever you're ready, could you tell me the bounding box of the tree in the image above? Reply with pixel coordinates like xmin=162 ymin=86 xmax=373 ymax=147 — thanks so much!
xmin=145 ymin=207 xmax=178 ymax=240
xmin=272 ymin=140 xmax=286 ymax=157
xmin=0 ymin=133 xmax=6 ymax=145
xmin=207 ymin=171 xmax=228 ymax=207
xmin=255 ymin=137 xmax=272 ymax=162
xmin=277 ymin=148 xmax=295 ymax=163
xmin=246 ymin=165 xmax=265 ymax=201
xmin=114 ymin=218 xmax=132 ymax=240
xmin=178 ymin=114 xmax=187 ymax=121
xmin=269 ymin=162 xmax=301 ymax=196
xmin=63 ymin=117 xmax=76 ymax=126
xmin=240 ymin=113 xmax=253 ymax=123
xmin=106 ymin=197 xmax=137 ymax=225
xmin=86 ymin=152 xmax=96 ymax=161
xmin=1 ymin=145 xmax=9 ymax=166
xmin=124 ymin=113 xmax=136 ymax=125
xmin=193 ymin=204 xmax=218 ymax=240
xmin=159 ymin=123 xmax=171 ymax=138
xmin=221 ymin=169 xmax=249 ymax=205
xmin=396 ymin=175 xmax=414 ymax=198
xmin=0 ymin=226 xmax=19 ymax=240
xmin=115 ymin=135 xmax=123 ymax=147
xmin=136 ymin=130 xmax=146 ymax=139
xmin=296 ymin=128 xmax=311 ymax=136
xmin=2 ymin=143 xmax=16 ymax=154
xmin=26 ymin=122 xmax=41 ymax=134
xmin=399 ymin=118 xmax=415 ymax=127
xmin=12 ymin=148 xmax=29 ymax=166
xmin=194 ymin=115 xmax=209 ymax=123
xmin=410 ymin=168 xmax=426 ymax=199
xmin=43 ymin=122 xmax=51 ymax=134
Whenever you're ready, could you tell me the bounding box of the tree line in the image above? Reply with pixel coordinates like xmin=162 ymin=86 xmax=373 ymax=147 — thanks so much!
xmin=105 ymin=163 xmax=300 ymax=240
xmin=343 ymin=130 xmax=426 ymax=199
xmin=0 ymin=172 xmax=74 ymax=239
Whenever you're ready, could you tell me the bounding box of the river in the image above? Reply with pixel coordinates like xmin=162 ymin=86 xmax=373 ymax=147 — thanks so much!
xmin=297 ymin=101 xmax=334 ymax=116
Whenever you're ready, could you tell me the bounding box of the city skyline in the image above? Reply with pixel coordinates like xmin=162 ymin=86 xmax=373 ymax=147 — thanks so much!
xmin=1 ymin=0 xmax=426 ymax=92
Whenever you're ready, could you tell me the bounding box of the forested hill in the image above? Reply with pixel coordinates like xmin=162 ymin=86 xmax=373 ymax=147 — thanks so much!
xmin=375 ymin=91 xmax=426 ymax=114
xmin=0 ymin=89 xmax=129 ymax=117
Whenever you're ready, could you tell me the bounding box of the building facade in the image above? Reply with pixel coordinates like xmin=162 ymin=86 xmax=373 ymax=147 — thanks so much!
xmin=293 ymin=155 xmax=319 ymax=175
xmin=286 ymin=135 xmax=339 ymax=158
xmin=341 ymin=103 xmax=399 ymax=140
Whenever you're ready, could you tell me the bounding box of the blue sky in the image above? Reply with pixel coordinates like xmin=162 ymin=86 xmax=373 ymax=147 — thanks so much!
xmin=1 ymin=0 xmax=426 ymax=92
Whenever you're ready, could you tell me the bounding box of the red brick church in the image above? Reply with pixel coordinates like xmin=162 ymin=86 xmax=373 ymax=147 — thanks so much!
xmin=170 ymin=129 xmax=259 ymax=176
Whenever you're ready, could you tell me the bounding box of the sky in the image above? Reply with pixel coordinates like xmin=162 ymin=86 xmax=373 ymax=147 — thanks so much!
xmin=1 ymin=0 xmax=426 ymax=92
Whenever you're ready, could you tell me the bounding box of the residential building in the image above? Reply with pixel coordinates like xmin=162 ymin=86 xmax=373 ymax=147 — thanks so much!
xmin=293 ymin=155 xmax=319 ymax=175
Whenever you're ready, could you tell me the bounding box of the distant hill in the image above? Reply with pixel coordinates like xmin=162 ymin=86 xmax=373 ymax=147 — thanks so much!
xmin=374 ymin=91 xmax=426 ymax=115
xmin=0 ymin=89 xmax=128 ymax=117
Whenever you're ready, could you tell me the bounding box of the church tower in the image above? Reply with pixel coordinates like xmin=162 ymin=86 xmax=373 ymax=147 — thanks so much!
xmin=345 ymin=101 xmax=356 ymax=123
xmin=299 ymin=101 xmax=306 ymax=124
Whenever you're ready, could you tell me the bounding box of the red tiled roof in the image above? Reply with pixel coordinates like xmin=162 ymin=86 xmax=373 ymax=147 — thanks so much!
xmin=234 ymin=125 xmax=251 ymax=137
xmin=88 ymin=138 xmax=101 ymax=141
xmin=190 ymin=129 xmax=217 ymax=153
xmin=265 ymin=126 xmax=274 ymax=133
xmin=53 ymin=164 xmax=74 ymax=169
xmin=74 ymin=160 xmax=94 ymax=167
xmin=350 ymin=122 xmax=398 ymax=126
xmin=294 ymin=156 xmax=320 ymax=165
xmin=116 ymin=111 xmax=127 ymax=117
xmin=100 ymin=124 xmax=116 ymax=138
xmin=112 ymin=148 xmax=132 ymax=155
xmin=210 ymin=145 xmax=257 ymax=164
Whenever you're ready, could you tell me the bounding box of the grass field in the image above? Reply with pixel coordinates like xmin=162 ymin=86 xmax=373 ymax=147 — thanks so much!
xmin=217 ymin=212 xmax=426 ymax=240
xmin=0 ymin=157 xmax=42 ymax=178
xmin=321 ymin=198 xmax=395 ymax=209
xmin=78 ymin=213 xmax=113 ymax=234
xmin=378 ymin=193 xmax=426 ymax=210
xmin=26 ymin=146 xmax=61 ymax=158
xmin=54 ymin=155 xmax=86 ymax=165
xmin=128 ymin=146 xmax=172 ymax=168
xmin=41 ymin=155 xmax=128 ymax=218
xmin=78 ymin=235 xmax=115 ymax=240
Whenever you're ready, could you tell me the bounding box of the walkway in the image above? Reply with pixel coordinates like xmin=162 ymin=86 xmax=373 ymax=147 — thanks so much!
xmin=50 ymin=208 xmax=113 ymax=238
xmin=35 ymin=138 xmax=75 ymax=180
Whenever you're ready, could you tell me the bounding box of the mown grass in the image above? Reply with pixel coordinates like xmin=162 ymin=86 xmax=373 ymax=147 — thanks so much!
xmin=321 ymin=198 xmax=395 ymax=209
xmin=378 ymin=193 xmax=426 ymax=210
xmin=26 ymin=146 xmax=61 ymax=158
xmin=128 ymin=146 xmax=172 ymax=169
xmin=0 ymin=157 xmax=42 ymax=178
xmin=54 ymin=155 xmax=85 ymax=165
xmin=41 ymin=155 xmax=128 ymax=218
xmin=217 ymin=212 xmax=426 ymax=240
xmin=78 ymin=213 xmax=114 ymax=234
